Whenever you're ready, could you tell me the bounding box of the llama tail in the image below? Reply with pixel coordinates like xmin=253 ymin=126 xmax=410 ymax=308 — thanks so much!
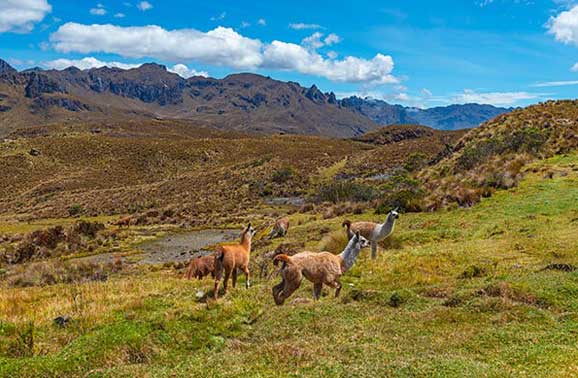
xmin=273 ymin=254 xmax=293 ymax=267
xmin=214 ymin=246 xmax=226 ymax=273
xmin=342 ymin=219 xmax=352 ymax=229
xmin=184 ymin=260 xmax=194 ymax=280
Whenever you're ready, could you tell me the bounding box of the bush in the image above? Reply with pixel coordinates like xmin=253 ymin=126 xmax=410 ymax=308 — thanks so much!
xmin=404 ymin=152 xmax=428 ymax=172
xmin=68 ymin=204 xmax=84 ymax=217
xmin=271 ymin=166 xmax=295 ymax=184
xmin=315 ymin=182 xmax=379 ymax=204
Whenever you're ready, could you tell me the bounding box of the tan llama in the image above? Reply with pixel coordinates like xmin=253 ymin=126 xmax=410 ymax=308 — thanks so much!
xmin=272 ymin=232 xmax=369 ymax=305
xmin=268 ymin=217 xmax=289 ymax=239
xmin=213 ymin=224 xmax=256 ymax=299
xmin=342 ymin=208 xmax=399 ymax=259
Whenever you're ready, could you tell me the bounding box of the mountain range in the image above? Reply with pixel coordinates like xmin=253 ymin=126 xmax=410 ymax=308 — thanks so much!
xmin=0 ymin=59 xmax=510 ymax=138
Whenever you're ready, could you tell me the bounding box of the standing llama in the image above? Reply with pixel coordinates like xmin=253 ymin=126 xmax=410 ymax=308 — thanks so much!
xmin=268 ymin=217 xmax=289 ymax=239
xmin=272 ymin=231 xmax=370 ymax=305
xmin=213 ymin=224 xmax=256 ymax=299
xmin=342 ymin=208 xmax=399 ymax=260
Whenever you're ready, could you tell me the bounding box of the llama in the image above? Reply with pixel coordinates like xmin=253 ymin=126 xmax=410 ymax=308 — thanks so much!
xmin=184 ymin=254 xmax=215 ymax=280
xmin=342 ymin=208 xmax=399 ymax=260
xmin=272 ymin=232 xmax=370 ymax=305
xmin=213 ymin=224 xmax=256 ymax=299
xmin=268 ymin=217 xmax=289 ymax=239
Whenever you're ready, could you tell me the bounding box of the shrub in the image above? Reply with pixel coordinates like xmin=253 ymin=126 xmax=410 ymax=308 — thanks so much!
xmin=318 ymin=231 xmax=349 ymax=254
xmin=315 ymin=182 xmax=379 ymax=204
xmin=404 ymin=152 xmax=428 ymax=172
xmin=68 ymin=204 xmax=84 ymax=217
xmin=271 ymin=166 xmax=295 ymax=184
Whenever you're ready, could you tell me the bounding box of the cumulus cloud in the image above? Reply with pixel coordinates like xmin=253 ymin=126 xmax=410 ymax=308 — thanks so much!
xmin=43 ymin=56 xmax=141 ymax=70
xmin=302 ymin=32 xmax=341 ymax=49
xmin=257 ymin=18 xmax=266 ymax=26
xmin=453 ymin=89 xmax=538 ymax=105
xmin=0 ymin=0 xmax=52 ymax=33
xmin=168 ymin=63 xmax=208 ymax=78
xmin=90 ymin=4 xmax=107 ymax=16
xmin=50 ymin=23 xmax=397 ymax=84
xmin=137 ymin=1 xmax=152 ymax=11
xmin=289 ymin=22 xmax=322 ymax=30
xmin=263 ymin=41 xmax=396 ymax=83
xmin=114 ymin=13 xmax=126 ymax=18
xmin=547 ymin=5 xmax=578 ymax=45
xmin=324 ymin=33 xmax=341 ymax=46
xmin=50 ymin=23 xmax=264 ymax=69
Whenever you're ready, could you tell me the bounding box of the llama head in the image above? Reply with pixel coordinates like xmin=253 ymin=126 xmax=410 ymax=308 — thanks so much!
xmin=245 ymin=223 xmax=257 ymax=238
xmin=389 ymin=208 xmax=400 ymax=220
xmin=353 ymin=231 xmax=370 ymax=249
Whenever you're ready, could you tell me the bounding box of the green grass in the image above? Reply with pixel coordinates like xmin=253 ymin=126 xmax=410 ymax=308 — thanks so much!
xmin=1 ymin=154 xmax=577 ymax=377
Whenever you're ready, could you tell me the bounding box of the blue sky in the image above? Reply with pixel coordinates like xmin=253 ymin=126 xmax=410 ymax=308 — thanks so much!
xmin=1 ymin=0 xmax=578 ymax=108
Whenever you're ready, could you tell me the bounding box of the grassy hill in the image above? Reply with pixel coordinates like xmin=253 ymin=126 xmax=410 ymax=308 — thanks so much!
xmin=0 ymin=152 xmax=577 ymax=377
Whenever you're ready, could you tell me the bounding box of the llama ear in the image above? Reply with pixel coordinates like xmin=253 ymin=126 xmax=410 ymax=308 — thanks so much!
xmin=355 ymin=231 xmax=360 ymax=240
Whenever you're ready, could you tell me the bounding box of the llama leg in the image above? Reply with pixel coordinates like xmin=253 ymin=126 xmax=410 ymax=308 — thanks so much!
xmin=213 ymin=271 xmax=222 ymax=300
xmin=276 ymin=268 xmax=302 ymax=305
xmin=371 ymin=241 xmax=378 ymax=260
xmin=334 ymin=279 xmax=342 ymax=298
xmin=313 ymin=282 xmax=323 ymax=300
xmin=222 ymin=268 xmax=231 ymax=295
xmin=243 ymin=266 xmax=251 ymax=288
xmin=232 ymin=268 xmax=238 ymax=288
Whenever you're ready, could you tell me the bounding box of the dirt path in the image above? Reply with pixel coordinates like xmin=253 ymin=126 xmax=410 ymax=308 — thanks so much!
xmin=77 ymin=229 xmax=239 ymax=265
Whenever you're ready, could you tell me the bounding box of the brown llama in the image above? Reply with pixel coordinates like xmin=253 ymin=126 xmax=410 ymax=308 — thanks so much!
xmin=272 ymin=232 xmax=369 ymax=305
xmin=184 ymin=254 xmax=215 ymax=280
xmin=213 ymin=224 xmax=256 ymax=299
xmin=268 ymin=217 xmax=289 ymax=239
xmin=342 ymin=208 xmax=399 ymax=259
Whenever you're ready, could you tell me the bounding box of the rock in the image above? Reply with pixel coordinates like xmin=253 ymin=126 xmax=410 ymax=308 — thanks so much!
xmin=29 ymin=148 xmax=40 ymax=156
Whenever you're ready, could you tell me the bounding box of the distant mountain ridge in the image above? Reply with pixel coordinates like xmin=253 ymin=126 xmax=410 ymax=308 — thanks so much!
xmin=0 ymin=58 xmax=511 ymax=137
xmin=339 ymin=96 xmax=513 ymax=130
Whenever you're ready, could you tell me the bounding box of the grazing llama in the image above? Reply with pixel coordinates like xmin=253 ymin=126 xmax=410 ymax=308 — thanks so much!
xmin=272 ymin=231 xmax=370 ymax=305
xmin=184 ymin=254 xmax=215 ymax=280
xmin=213 ymin=224 xmax=256 ymax=299
xmin=342 ymin=208 xmax=399 ymax=260
xmin=268 ymin=217 xmax=289 ymax=239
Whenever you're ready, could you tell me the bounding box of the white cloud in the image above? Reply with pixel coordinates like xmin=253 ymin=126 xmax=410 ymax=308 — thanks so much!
xmin=43 ymin=56 xmax=141 ymax=70
xmin=324 ymin=33 xmax=341 ymax=46
xmin=211 ymin=12 xmax=226 ymax=21
xmin=50 ymin=23 xmax=264 ymax=69
xmin=168 ymin=63 xmax=208 ymax=78
xmin=136 ymin=1 xmax=152 ymax=11
xmin=571 ymin=62 xmax=578 ymax=71
xmin=421 ymin=88 xmax=433 ymax=97
xmin=289 ymin=22 xmax=322 ymax=30
xmin=114 ymin=13 xmax=126 ymax=18
xmin=90 ymin=4 xmax=107 ymax=16
xmin=453 ymin=89 xmax=539 ymax=105
xmin=531 ymin=79 xmax=578 ymax=87
xmin=302 ymin=32 xmax=325 ymax=49
xmin=263 ymin=41 xmax=397 ymax=83
xmin=257 ymin=18 xmax=266 ymax=26
xmin=0 ymin=0 xmax=52 ymax=33
xmin=50 ymin=23 xmax=397 ymax=84
xmin=240 ymin=21 xmax=250 ymax=28
xmin=327 ymin=51 xmax=338 ymax=59
xmin=302 ymin=32 xmax=341 ymax=49
xmin=547 ymin=5 xmax=578 ymax=46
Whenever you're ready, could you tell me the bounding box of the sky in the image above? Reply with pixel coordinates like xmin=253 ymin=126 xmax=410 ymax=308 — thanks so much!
xmin=1 ymin=0 xmax=578 ymax=108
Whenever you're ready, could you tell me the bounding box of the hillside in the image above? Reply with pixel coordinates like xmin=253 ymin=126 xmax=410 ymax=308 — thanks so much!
xmin=340 ymin=96 xmax=511 ymax=130
xmin=0 ymin=152 xmax=577 ymax=377
xmin=0 ymin=60 xmax=377 ymax=138
xmin=419 ymin=100 xmax=578 ymax=209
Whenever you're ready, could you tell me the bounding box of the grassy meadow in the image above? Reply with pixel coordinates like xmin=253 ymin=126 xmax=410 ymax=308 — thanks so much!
xmin=0 ymin=153 xmax=577 ymax=377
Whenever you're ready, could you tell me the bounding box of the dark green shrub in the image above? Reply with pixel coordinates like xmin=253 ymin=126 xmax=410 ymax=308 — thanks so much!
xmin=68 ymin=204 xmax=84 ymax=217
xmin=271 ymin=166 xmax=295 ymax=183
xmin=315 ymin=182 xmax=379 ymax=203
xmin=404 ymin=152 xmax=428 ymax=172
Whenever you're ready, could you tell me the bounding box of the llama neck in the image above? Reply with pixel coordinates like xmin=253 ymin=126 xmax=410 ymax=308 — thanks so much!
xmin=377 ymin=215 xmax=396 ymax=239
xmin=241 ymin=234 xmax=252 ymax=252
xmin=339 ymin=241 xmax=361 ymax=272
